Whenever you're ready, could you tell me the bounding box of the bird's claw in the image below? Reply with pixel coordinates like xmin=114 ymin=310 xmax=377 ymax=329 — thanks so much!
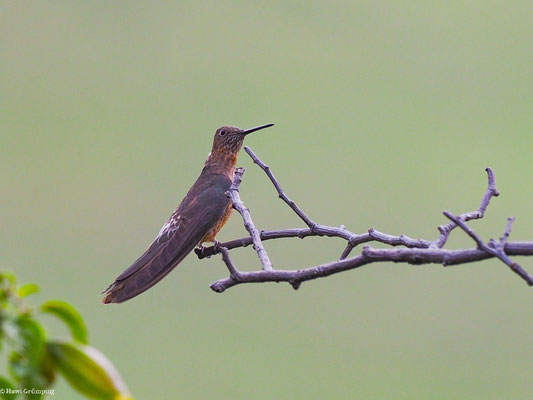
xmin=195 ymin=241 xmax=222 ymax=259
xmin=195 ymin=244 xmax=209 ymax=259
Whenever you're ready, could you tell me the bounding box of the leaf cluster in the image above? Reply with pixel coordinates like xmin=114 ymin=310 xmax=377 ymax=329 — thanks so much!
xmin=0 ymin=271 xmax=132 ymax=400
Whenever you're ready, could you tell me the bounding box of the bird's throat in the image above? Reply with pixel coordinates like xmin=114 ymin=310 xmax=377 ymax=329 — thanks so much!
xmin=204 ymin=149 xmax=239 ymax=178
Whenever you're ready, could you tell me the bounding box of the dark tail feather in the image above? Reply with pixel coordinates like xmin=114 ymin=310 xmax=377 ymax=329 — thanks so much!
xmin=101 ymin=262 xmax=179 ymax=304
xmin=101 ymin=238 xmax=198 ymax=304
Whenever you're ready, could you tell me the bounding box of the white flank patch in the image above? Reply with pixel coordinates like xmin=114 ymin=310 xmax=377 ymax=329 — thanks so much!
xmin=156 ymin=215 xmax=180 ymax=241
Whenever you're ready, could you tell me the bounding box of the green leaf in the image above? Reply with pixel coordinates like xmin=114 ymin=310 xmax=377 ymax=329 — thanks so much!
xmin=14 ymin=316 xmax=45 ymax=367
xmin=8 ymin=352 xmax=25 ymax=381
xmin=8 ymin=352 xmax=47 ymax=399
xmin=47 ymin=341 xmax=131 ymax=400
xmin=39 ymin=347 xmax=56 ymax=387
xmin=17 ymin=284 xmax=39 ymax=298
xmin=40 ymin=301 xmax=88 ymax=344
xmin=8 ymin=317 xmax=47 ymax=394
xmin=8 ymin=349 xmax=55 ymax=399
xmin=0 ymin=271 xmax=17 ymax=284
xmin=0 ymin=376 xmax=19 ymax=400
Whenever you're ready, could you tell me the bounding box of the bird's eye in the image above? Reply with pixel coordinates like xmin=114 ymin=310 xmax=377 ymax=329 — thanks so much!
xmin=219 ymin=130 xmax=227 ymax=136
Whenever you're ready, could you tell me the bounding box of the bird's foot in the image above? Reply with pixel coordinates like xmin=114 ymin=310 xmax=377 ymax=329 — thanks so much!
xmin=195 ymin=244 xmax=210 ymax=259
xmin=194 ymin=241 xmax=222 ymax=259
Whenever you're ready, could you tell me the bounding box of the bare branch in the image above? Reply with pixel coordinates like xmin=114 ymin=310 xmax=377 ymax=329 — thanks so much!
xmin=195 ymin=147 xmax=533 ymax=293
xmin=499 ymin=217 xmax=515 ymax=247
xmin=442 ymin=211 xmax=485 ymax=248
xmin=196 ymin=227 xmax=430 ymax=260
xmin=225 ymin=167 xmax=273 ymax=271
xmin=431 ymin=168 xmax=499 ymax=248
xmin=209 ymin=244 xmax=533 ymax=293
xmin=244 ymin=146 xmax=317 ymax=230
xmin=219 ymin=246 xmax=239 ymax=278
xmin=444 ymin=212 xmax=533 ymax=286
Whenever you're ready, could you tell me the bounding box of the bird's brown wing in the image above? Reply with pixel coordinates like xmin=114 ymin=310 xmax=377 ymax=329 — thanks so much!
xmin=101 ymin=174 xmax=231 ymax=304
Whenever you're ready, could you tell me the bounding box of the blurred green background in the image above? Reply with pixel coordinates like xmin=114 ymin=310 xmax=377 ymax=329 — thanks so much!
xmin=2 ymin=1 xmax=533 ymax=399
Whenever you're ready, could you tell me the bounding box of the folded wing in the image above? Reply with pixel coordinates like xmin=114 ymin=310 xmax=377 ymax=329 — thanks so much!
xmin=101 ymin=175 xmax=231 ymax=303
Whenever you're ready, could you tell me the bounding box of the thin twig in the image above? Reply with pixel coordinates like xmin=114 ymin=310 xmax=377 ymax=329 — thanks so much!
xmin=500 ymin=217 xmax=515 ymax=247
xmin=226 ymin=167 xmax=273 ymax=271
xmin=197 ymin=227 xmax=429 ymax=259
xmin=444 ymin=212 xmax=533 ymax=286
xmin=244 ymin=146 xmax=317 ymax=230
xmin=431 ymin=168 xmax=499 ymax=248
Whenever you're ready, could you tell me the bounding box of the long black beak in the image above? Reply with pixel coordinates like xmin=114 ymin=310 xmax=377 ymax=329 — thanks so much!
xmin=241 ymin=123 xmax=274 ymax=136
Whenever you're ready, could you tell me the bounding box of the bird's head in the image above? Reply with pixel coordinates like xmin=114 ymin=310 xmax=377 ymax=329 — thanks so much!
xmin=211 ymin=123 xmax=274 ymax=154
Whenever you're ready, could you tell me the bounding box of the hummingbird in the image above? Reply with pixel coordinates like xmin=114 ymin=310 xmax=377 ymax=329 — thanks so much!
xmin=101 ymin=123 xmax=274 ymax=304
